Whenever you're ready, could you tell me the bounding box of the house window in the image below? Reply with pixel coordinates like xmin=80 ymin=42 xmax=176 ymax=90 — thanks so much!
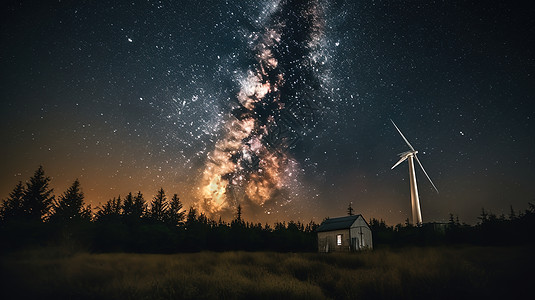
xmin=337 ymin=234 xmax=342 ymax=246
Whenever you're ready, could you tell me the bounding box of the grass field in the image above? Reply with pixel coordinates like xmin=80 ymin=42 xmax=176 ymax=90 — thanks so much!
xmin=1 ymin=246 xmax=533 ymax=299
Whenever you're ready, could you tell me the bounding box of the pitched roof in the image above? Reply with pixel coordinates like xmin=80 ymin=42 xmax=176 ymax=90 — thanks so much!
xmin=316 ymin=215 xmax=362 ymax=232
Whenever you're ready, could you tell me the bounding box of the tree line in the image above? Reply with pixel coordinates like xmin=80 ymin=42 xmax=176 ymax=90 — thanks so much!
xmin=3 ymin=166 xmax=534 ymax=253
xmin=368 ymin=203 xmax=535 ymax=247
xmin=0 ymin=166 xmax=318 ymax=253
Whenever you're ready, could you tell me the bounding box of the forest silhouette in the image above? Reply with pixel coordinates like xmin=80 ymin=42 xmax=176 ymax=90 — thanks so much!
xmin=1 ymin=166 xmax=534 ymax=253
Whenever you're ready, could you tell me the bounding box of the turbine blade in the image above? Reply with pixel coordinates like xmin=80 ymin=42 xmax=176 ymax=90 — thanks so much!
xmin=391 ymin=155 xmax=408 ymax=170
xmin=415 ymin=154 xmax=439 ymax=193
xmin=390 ymin=119 xmax=415 ymax=151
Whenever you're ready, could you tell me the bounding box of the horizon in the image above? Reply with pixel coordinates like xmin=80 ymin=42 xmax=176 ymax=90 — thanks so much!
xmin=3 ymin=165 xmax=532 ymax=227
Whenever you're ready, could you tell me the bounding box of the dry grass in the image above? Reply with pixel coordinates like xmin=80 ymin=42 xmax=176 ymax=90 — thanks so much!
xmin=1 ymin=246 xmax=533 ymax=299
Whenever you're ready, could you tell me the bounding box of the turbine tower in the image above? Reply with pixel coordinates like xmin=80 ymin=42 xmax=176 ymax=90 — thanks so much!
xmin=390 ymin=120 xmax=438 ymax=226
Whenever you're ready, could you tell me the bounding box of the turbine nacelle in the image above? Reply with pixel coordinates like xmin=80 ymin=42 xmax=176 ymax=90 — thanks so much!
xmin=391 ymin=150 xmax=417 ymax=170
xmin=397 ymin=150 xmax=417 ymax=158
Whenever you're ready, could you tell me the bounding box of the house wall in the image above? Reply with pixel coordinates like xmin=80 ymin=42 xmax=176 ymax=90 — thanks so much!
xmin=350 ymin=216 xmax=373 ymax=250
xmin=317 ymin=229 xmax=351 ymax=253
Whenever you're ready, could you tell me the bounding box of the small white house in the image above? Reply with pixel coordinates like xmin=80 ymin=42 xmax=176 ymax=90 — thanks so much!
xmin=317 ymin=215 xmax=373 ymax=252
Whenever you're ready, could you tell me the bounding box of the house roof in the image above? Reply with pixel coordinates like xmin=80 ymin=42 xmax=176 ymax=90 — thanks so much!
xmin=316 ymin=215 xmax=363 ymax=232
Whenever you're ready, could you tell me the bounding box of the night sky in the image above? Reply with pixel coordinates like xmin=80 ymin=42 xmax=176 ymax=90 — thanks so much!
xmin=2 ymin=0 xmax=534 ymax=225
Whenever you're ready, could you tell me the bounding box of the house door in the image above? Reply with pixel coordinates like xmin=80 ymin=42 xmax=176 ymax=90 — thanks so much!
xmin=352 ymin=238 xmax=358 ymax=251
xmin=325 ymin=236 xmax=333 ymax=252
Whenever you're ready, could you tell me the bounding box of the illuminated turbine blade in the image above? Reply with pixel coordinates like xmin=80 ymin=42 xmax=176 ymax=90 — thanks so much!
xmin=390 ymin=119 xmax=415 ymax=151
xmin=391 ymin=155 xmax=408 ymax=170
xmin=415 ymin=154 xmax=439 ymax=193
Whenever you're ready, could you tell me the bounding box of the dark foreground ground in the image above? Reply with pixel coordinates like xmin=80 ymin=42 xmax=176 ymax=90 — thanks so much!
xmin=1 ymin=246 xmax=533 ymax=299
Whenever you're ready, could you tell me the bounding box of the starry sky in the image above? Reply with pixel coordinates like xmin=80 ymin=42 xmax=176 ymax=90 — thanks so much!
xmin=1 ymin=0 xmax=534 ymax=225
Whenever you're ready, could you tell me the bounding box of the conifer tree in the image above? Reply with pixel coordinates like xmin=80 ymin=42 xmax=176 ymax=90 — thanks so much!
xmin=186 ymin=206 xmax=197 ymax=225
xmin=232 ymin=204 xmax=244 ymax=227
xmin=123 ymin=192 xmax=147 ymax=224
xmin=166 ymin=194 xmax=185 ymax=226
xmin=122 ymin=192 xmax=135 ymax=217
xmin=197 ymin=212 xmax=208 ymax=224
xmin=478 ymin=207 xmax=489 ymax=224
xmin=22 ymin=166 xmax=54 ymax=221
xmin=49 ymin=179 xmax=90 ymax=223
xmin=149 ymin=188 xmax=167 ymax=222
xmin=132 ymin=191 xmax=146 ymax=219
xmin=0 ymin=181 xmax=25 ymax=222
xmin=448 ymin=213 xmax=456 ymax=226
xmin=96 ymin=196 xmax=122 ymax=220
xmin=237 ymin=204 xmax=242 ymax=222
xmin=509 ymin=205 xmax=517 ymax=220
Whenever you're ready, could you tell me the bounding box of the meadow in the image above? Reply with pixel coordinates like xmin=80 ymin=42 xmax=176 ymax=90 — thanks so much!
xmin=1 ymin=246 xmax=532 ymax=299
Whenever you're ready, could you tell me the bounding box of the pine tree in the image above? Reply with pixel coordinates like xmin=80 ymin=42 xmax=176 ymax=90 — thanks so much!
xmin=237 ymin=204 xmax=242 ymax=222
xmin=149 ymin=188 xmax=167 ymax=222
xmin=123 ymin=192 xmax=146 ymax=225
xmin=186 ymin=206 xmax=197 ymax=226
xmin=22 ymin=166 xmax=54 ymax=221
xmin=122 ymin=192 xmax=135 ymax=217
xmin=82 ymin=204 xmax=92 ymax=220
xmin=96 ymin=196 xmax=122 ymax=220
xmin=49 ymin=179 xmax=90 ymax=223
xmin=232 ymin=204 xmax=244 ymax=227
xmin=166 ymin=194 xmax=185 ymax=226
xmin=448 ymin=213 xmax=455 ymax=226
xmin=197 ymin=212 xmax=208 ymax=224
xmin=132 ymin=192 xmax=146 ymax=219
xmin=478 ymin=207 xmax=489 ymax=224
xmin=0 ymin=181 xmax=25 ymax=222
xmin=509 ymin=205 xmax=516 ymax=220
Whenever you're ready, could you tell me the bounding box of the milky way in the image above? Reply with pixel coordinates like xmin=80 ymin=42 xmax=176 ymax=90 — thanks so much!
xmin=196 ymin=0 xmax=327 ymax=218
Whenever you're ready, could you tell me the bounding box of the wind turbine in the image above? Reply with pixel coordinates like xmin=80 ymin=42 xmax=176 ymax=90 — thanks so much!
xmin=390 ymin=119 xmax=438 ymax=226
